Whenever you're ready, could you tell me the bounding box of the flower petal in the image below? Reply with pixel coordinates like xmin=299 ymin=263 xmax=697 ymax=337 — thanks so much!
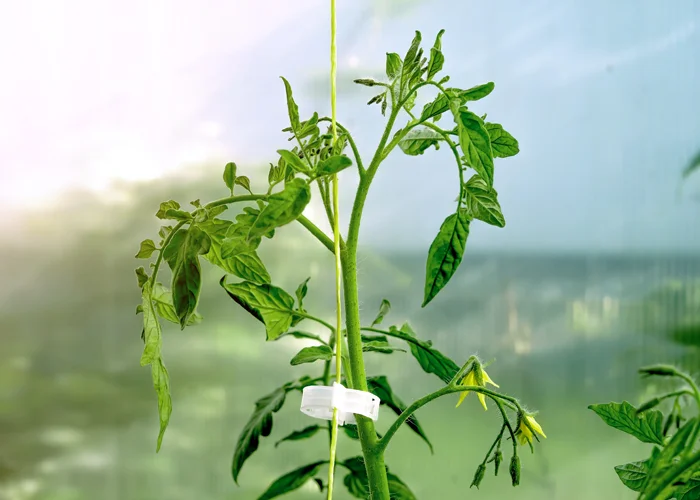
xmin=526 ymin=416 xmax=546 ymax=438
xmin=482 ymin=369 xmax=499 ymax=388
xmin=456 ymin=390 xmax=470 ymax=408
xmin=477 ymin=392 xmax=488 ymax=411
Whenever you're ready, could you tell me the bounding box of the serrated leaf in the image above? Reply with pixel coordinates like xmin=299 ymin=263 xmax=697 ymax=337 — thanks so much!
xmin=232 ymin=383 xmax=293 ymax=483
xmin=614 ymin=461 xmax=650 ymax=492
xmin=152 ymin=283 xmax=202 ymax=326
xmin=426 ymin=29 xmax=445 ymax=81
xmin=645 ymin=418 xmax=698 ymax=496
xmin=423 ymin=210 xmax=470 ymax=307
xmin=235 ymin=176 xmax=252 ymax=193
xmin=485 ymin=122 xmax=519 ymax=158
xmin=463 ymin=175 xmax=505 ymax=228
xmin=248 ymin=178 xmax=311 ymax=242
xmin=387 ymin=472 xmax=417 ymax=500
xmin=386 ymin=53 xmax=402 ymax=80
xmin=162 ymin=227 xmax=211 ymax=329
xmin=156 ymin=200 xmax=180 ymax=219
xmin=290 ymin=345 xmax=333 ymax=365
xmin=135 ymin=239 xmax=157 ymax=259
xmin=295 ymin=277 xmax=310 ymax=311
xmin=277 ymin=149 xmax=309 ymax=174
xmin=220 ymin=277 xmax=297 ymax=340
xmin=258 ymin=461 xmax=326 ymax=500
xmin=394 ymin=323 xmax=460 ymax=384
xmin=455 ymin=108 xmax=494 ymax=187
xmin=223 ymin=162 xmax=237 ymax=194
xmin=135 ymin=266 xmax=149 ymax=288
xmin=371 ymin=299 xmax=391 ymax=327
xmin=398 ymin=127 xmax=443 ymax=156
xmin=281 ymin=77 xmax=301 ymax=132
xmin=588 ymin=401 xmax=664 ymax=445
xmin=419 ymin=83 xmax=494 ymax=123
xmin=275 ymin=425 xmax=321 ymax=447
xmin=207 ymin=205 xmax=228 ymax=218
xmin=367 ymin=376 xmax=433 ymax=453
xmin=316 ymin=155 xmax=353 ymax=177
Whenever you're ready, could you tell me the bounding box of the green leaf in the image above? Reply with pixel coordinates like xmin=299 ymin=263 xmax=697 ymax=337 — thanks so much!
xmin=423 ymin=210 xmax=470 ymax=307
xmin=461 ymin=82 xmax=495 ymax=102
xmin=223 ymin=162 xmax=237 ymax=195
xmin=354 ymin=78 xmax=381 ymax=87
xmin=163 ymin=209 xmax=192 ymax=221
xmin=235 ymin=176 xmax=252 ymax=194
xmin=588 ymin=401 xmax=664 ymax=445
xmin=683 ymin=150 xmax=700 ymax=179
xmin=277 ymin=330 xmax=326 ymax=344
xmin=426 ymin=29 xmax=445 ymax=81
xmin=455 ymin=108 xmax=494 ymax=187
xmin=162 ymin=227 xmax=211 ymax=329
xmin=614 ymin=460 xmax=650 ymax=492
xmin=343 ymin=457 xmax=370 ymax=499
xmin=485 ymin=122 xmax=519 ymax=158
xmin=295 ymin=277 xmax=310 ymax=311
xmin=280 ymin=77 xmax=301 ymax=132
xmin=277 ymin=149 xmax=308 ymax=174
xmin=135 ymin=239 xmax=157 ymax=259
xmin=646 ymin=417 xmax=698 ymax=495
xmin=386 ymin=53 xmax=402 ymax=80
xmin=158 ymin=225 xmax=173 ymax=242
xmin=151 ymin=357 xmax=171 ymax=452
xmin=258 ymin=461 xmax=326 ymax=500
xmin=394 ymin=322 xmax=460 ymax=384
xmin=371 ymin=299 xmax=391 ymax=327
xmin=398 ymin=127 xmax=442 ymax=156
xmin=316 ymin=155 xmax=353 ymax=177
xmin=274 ymin=425 xmax=321 ymax=447
xmin=232 ymin=383 xmax=293 ymax=483
xmin=156 ymin=200 xmax=180 ymax=219
xmin=152 ymin=283 xmax=202 ymax=326
xmin=135 ymin=266 xmax=149 ymax=288
xmin=387 ymin=472 xmax=417 ymax=500
xmin=207 ymin=205 xmax=228 ymax=218
xmin=362 ymin=340 xmax=404 ymax=354
xmin=400 ymin=31 xmax=422 ymax=89
xmin=220 ymin=277 xmax=297 ymax=340
xmin=419 ymin=84 xmax=494 ymax=123
xmin=290 ymin=345 xmax=333 ymax=365
xmin=247 ymin=178 xmax=311 ymax=242
xmin=463 ymin=174 xmax=505 ymax=228
xmin=367 ymin=376 xmax=433 ymax=453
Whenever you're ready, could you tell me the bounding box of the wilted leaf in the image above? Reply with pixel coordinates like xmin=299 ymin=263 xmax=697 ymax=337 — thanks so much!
xmin=371 ymin=299 xmax=391 ymax=327
xmin=135 ymin=239 xmax=157 ymax=259
xmin=398 ymin=127 xmax=442 ymax=156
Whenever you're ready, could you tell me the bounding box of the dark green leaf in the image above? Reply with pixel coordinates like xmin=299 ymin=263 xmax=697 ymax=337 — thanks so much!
xmin=485 ymin=122 xmax=519 ymax=158
xmin=386 ymin=53 xmax=402 ymax=80
xmin=394 ymin=322 xmax=460 ymax=384
xmin=156 ymin=200 xmax=180 ymax=219
xmin=678 ymin=482 xmax=700 ymax=500
xmin=207 ymin=205 xmax=228 ymax=218
xmin=281 ymin=77 xmax=301 ymax=132
xmin=371 ymin=299 xmax=391 ymax=327
xmin=150 ymin=357 xmax=171 ymax=453
xmin=162 ymin=227 xmax=211 ymax=329
xmin=313 ymin=479 xmax=324 ymax=492
xmin=223 ymin=162 xmax=237 ymax=194
xmin=682 ymin=150 xmax=700 ymax=179
xmin=387 ymin=473 xmax=417 ymax=499
xmin=277 ymin=330 xmax=326 ymax=344
xmin=461 ymin=82 xmax=495 ymax=102
xmin=277 ymin=149 xmax=309 ymax=174
xmin=258 ymin=462 xmax=326 ymax=500
xmin=426 ymin=29 xmax=445 ymax=81
xmin=220 ymin=277 xmax=297 ymax=340
xmin=235 ymin=176 xmax=252 ymax=193
xmin=638 ymin=364 xmax=680 ymax=378
xmin=316 ymin=155 xmax=353 ymax=177
xmin=248 ymin=178 xmax=311 ymax=242
xmin=423 ymin=210 xmax=470 ymax=307
xmin=274 ymin=425 xmax=321 ymax=447
xmin=463 ymin=174 xmax=505 ymax=228
xmin=367 ymin=376 xmax=433 ymax=453
xmin=648 ymin=417 xmax=697 ymax=486
xmin=614 ymin=461 xmax=650 ymax=492
xmin=295 ymin=277 xmax=310 ymax=311
xmin=152 ymin=283 xmax=202 ymax=326
xmin=588 ymin=401 xmax=664 ymax=445
xmin=455 ymin=108 xmax=494 ymax=187
xmin=400 ymin=31 xmax=422 ymax=89
xmin=290 ymin=345 xmax=333 ymax=365
xmin=419 ymin=84 xmax=494 ymax=123
xmin=343 ymin=424 xmax=361 ymax=440
xmin=343 ymin=457 xmax=370 ymax=499
xmin=354 ymin=78 xmax=381 ymax=87
xmin=362 ymin=340 xmax=404 ymax=354
xmin=398 ymin=127 xmax=442 ymax=156
xmin=135 ymin=239 xmax=157 ymax=259
xmin=135 ymin=266 xmax=149 ymax=288
xmin=163 ymin=209 xmax=192 ymax=221
xmin=232 ymin=384 xmax=293 ymax=483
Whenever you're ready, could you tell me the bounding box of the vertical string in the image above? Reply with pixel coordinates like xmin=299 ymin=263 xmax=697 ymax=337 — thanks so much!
xmin=326 ymin=0 xmax=342 ymax=498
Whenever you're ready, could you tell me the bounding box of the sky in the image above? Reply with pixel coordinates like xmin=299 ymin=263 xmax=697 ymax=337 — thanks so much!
xmin=1 ymin=0 xmax=699 ymax=252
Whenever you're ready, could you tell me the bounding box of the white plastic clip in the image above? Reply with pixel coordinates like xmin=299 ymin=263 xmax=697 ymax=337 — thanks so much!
xmin=300 ymin=382 xmax=380 ymax=425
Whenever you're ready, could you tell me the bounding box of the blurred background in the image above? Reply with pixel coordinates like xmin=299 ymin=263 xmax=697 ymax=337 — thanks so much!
xmin=1 ymin=0 xmax=700 ymax=498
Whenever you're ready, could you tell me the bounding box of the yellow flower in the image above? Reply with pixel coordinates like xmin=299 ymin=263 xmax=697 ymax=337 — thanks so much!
xmin=455 ymin=364 xmax=499 ymax=410
xmin=516 ymin=414 xmax=546 ymax=446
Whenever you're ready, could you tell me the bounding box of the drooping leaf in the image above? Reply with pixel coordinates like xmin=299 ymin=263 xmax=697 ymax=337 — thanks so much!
xmin=135 ymin=266 xmax=149 ymax=288
xmin=392 ymin=323 xmax=460 ymax=384
xmin=235 ymin=176 xmax=252 ymax=194
xmin=275 ymin=425 xmax=322 ymax=447
xmin=423 ymin=210 xmax=471 ymax=307
xmin=343 ymin=457 xmax=370 ymax=499
xmin=290 ymin=345 xmax=333 ymax=365
xmin=366 ymin=376 xmax=433 ymax=453
xmin=387 ymin=472 xmax=417 ymax=500
xmin=152 ymin=283 xmax=202 ymax=326
xmin=295 ymin=277 xmax=310 ymax=311
xmin=223 ymin=162 xmax=237 ymax=194
xmin=135 ymin=239 xmax=157 ymax=259
xmin=455 ymin=108 xmax=494 ymax=187
xmin=162 ymin=227 xmax=211 ymax=329
xmin=220 ymin=277 xmax=298 ymax=340
xmin=614 ymin=460 xmax=651 ymax=492
xmin=163 ymin=209 xmax=192 ymax=222
xmin=461 ymin=82 xmax=495 ymax=102
xmin=682 ymin=150 xmax=700 ymax=179
xmin=463 ymin=174 xmax=505 ymax=228
xmin=247 ymin=178 xmax=311 ymax=242
xmin=362 ymin=340 xmax=404 ymax=354
xmin=151 ymin=357 xmax=171 ymax=453
xmin=258 ymin=461 xmax=326 ymax=500
xmin=400 ymin=31 xmax=422 ymax=90
xmin=232 ymin=383 xmax=293 ymax=483
xmin=277 ymin=149 xmax=309 ymax=174
xmin=386 ymin=52 xmax=402 ymax=80
xmin=485 ymin=122 xmax=519 ymax=158
xmin=316 ymin=155 xmax=353 ymax=177
xmin=277 ymin=330 xmax=326 ymax=344
xmin=158 ymin=225 xmax=173 ymax=242
xmin=588 ymin=401 xmax=664 ymax=445
xmin=156 ymin=200 xmax=181 ymax=219
xmin=371 ymin=299 xmax=391 ymax=327
xmin=280 ymin=77 xmax=301 ymax=132
xmin=425 ymin=29 xmax=445 ymax=81
xmin=398 ymin=127 xmax=442 ymax=156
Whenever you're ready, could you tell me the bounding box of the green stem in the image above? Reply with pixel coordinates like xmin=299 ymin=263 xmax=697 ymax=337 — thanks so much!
xmin=295 ymin=311 xmax=336 ymax=333
xmin=318 ymin=117 xmax=365 ymax=175
xmin=643 ymin=449 xmax=700 ymax=499
xmin=204 ymin=193 xmax=266 ymax=210
xmin=678 ymin=372 xmax=700 ymax=458
xmin=297 ymin=215 xmax=336 ymax=253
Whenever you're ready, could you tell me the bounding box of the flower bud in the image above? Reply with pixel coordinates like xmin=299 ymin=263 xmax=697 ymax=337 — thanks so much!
xmin=638 ymin=365 xmax=679 ymax=377
xmin=509 ymin=455 xmax=521 ymax=486
xmin=470 ymin=464 xmax=486 ymax=489
xmin=636 ymin=398 xmax=661 ymax=415
xmin=494 ymin=450 xmax=503 ymax=476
